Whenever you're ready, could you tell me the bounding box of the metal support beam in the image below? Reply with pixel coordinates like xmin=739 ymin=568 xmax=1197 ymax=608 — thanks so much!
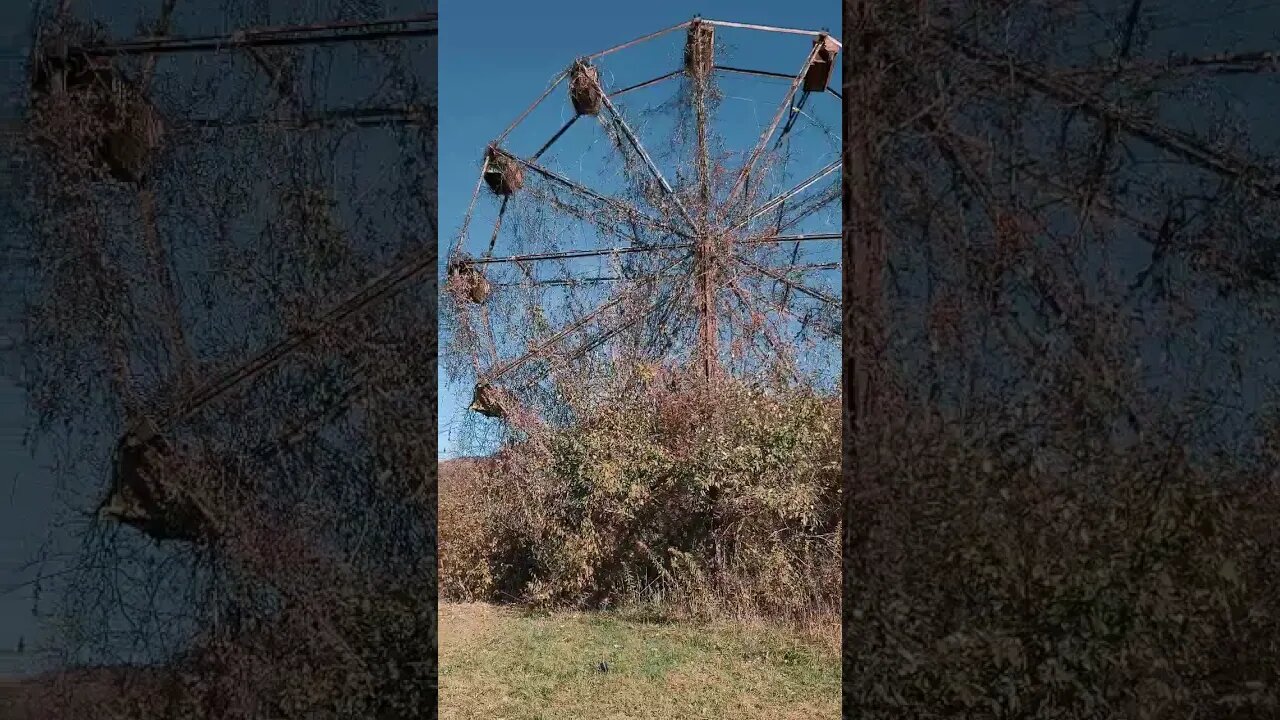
xmin=80 ymin=15 xmax=437 ymax=56
xmin=725 ymin=41 xmax=822 ymax=207
xmin=733 ymin=160 xmax=841 ymax=232
xmin=585 ymin=20 xmax=693 ymax=60
xmin=703 ymin=19 xmax=842 ymax=44
xmin=595 ymin=75 xmax=700 ymax=232
xmin=502 ymin=150 xmax=690 ymax=238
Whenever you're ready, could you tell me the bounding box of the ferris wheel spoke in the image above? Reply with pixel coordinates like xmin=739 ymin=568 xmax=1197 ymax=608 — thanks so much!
xmin=176 ymin=106 xmax=434 ymax=133
xmin=1052 ymin=47 xmax=1280 ymax=81
xmin=723 ymin=276 xmax=798 ymax=377
xmin=77 ymin=14 xmax=438 ymax=56
xmin=467 ymin=243 xmax=691 ymax=266
xmin=939 ymin=29 xmax=1280 ymax=198
xmin=725 ymin=39 xmax=826 ymax=207
xmin=611 ymin=70 xmax=684 ymax=98
xmin=177 ymin=242 xmax=436 ymax=422
xmin=252 ymin=365 xmax=368 ymax=459
xmin=714 ymin=65 xmax=806 ymax=82
xmin=927 ymin=118 xmax=1008 ymax=231
xmin=515 ymin=289 xmax=681 ymax=392
xmin=483 ymin=197 xmax=509 ymax=258
xmin=485 ymin=255 xmax=693 ymax=384
xmin=741 ymin=232 xmax=841 ymax=244
xmin=500 ymin=150 xmax=690 ymax=238
xmin=494 ymin=274 xmax=640 ymax=287
xmin=732 ymin=276 xmax=840 ymax=341
xmin=733 ymin=254 xmax=838 ymax=307
xmin=733 ymin=159 xmax=841 ymax=233
xmin=591 ymin=72 xmax=700 ymax=233
xmin=531 ymin=115 xmax=580 ymax=161
xmin=482 ymin=284 xmax=696 ymax=409
xmin=478 ymin=303 xmax=502 ymax=369
xmin=776 ymin=90 xmax=813 ymax=147
xmin=773 ymin=186 xmax=841 ymax=234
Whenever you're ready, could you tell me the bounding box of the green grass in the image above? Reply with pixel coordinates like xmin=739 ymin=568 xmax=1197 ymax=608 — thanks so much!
xmin=438 ymin=602 xmax=839 ymax=720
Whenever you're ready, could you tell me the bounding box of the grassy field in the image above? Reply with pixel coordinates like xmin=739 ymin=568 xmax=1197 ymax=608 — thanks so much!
xmin=438 ymin=602 xmax=839 ymax=720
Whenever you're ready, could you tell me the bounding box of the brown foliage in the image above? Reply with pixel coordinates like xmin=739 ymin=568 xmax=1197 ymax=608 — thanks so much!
xmin=440 ymin=373 xmax=840 ymax=628
xmin=843 ymin=1 xmax=1280 ymax=715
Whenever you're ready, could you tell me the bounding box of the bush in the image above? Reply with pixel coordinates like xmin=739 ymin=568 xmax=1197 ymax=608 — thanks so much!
xmin=844 ymin=406 xmax=1280 ymax=717
xmin=439 ymin=373 xmax=840 ymax=627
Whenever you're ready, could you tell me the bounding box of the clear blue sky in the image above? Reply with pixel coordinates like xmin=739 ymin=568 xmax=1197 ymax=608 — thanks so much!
xmin=437 ymin=0 xmax=842 ymax=459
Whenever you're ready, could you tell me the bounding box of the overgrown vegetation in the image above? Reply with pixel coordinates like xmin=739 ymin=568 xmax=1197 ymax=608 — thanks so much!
xmin=842 ymin=1 xmax=1280 ymax=715
xmin=440 ymin=372 xmax=839 ymax=631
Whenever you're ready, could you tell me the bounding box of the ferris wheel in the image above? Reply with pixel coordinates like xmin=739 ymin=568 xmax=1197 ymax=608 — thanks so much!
xmin=445 ymin=16 xmax=842 ymax=423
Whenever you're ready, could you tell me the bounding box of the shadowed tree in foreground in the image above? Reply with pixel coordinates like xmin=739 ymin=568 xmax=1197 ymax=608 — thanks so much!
xmin=844 ymin=1 xmax=1280 ymax=716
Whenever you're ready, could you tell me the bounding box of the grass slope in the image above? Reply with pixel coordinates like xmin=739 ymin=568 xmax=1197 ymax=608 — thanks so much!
xmin=439 ymin=602 xmax=838 ymax=720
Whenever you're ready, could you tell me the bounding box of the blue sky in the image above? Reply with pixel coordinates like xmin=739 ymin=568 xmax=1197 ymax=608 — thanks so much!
xmin=437 ymin=0 xmax=842 ymax=459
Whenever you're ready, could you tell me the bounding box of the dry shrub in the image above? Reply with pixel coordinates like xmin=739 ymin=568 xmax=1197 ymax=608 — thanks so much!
xmin=438 ymin=458 xmax=500 ymax=601
xmin=845 ymin=405 xmax=1280 ymax=718
xmin=439 ymin=372 xmax=840 ymax=628
xmin=839 ymin=1 xmax=1280 ymax=712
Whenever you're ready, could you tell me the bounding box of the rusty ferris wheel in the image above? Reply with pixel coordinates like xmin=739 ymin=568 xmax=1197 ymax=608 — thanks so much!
xmin=444 ymin=17 xmax=843 ymax=424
